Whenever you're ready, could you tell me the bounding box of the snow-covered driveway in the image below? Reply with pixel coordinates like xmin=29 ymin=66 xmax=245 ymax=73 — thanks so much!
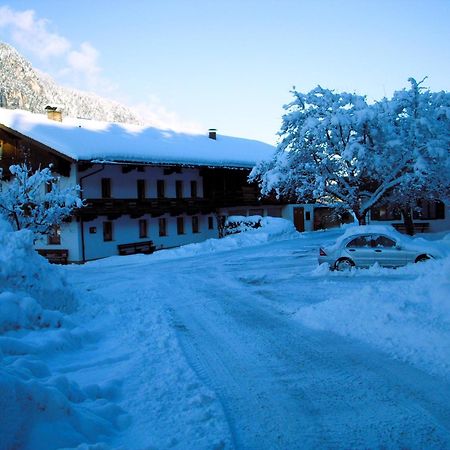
xmin=65 ymin=231 xmax=450 ymax=449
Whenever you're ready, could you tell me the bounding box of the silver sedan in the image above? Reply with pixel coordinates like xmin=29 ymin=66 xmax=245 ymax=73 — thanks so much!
xmin=318 ymin=230 xmax=437 ymax=271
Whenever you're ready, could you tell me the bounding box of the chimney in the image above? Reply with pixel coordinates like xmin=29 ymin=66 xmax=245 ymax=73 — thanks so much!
xmin=208 ymin=128 xmax=217 ymax=140
xmin=45 ymin=105 xmax=62 ymax=122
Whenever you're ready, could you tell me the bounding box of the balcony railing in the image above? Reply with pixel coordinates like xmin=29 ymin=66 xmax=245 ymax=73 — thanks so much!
xmin=76 ymin=193 xmax=282 ymax=220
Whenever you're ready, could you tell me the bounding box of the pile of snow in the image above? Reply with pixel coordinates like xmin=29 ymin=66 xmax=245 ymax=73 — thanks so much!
xmin=87 ymin=216 xmax=299 ymax=268
xmin=0 ymin=217 xmax=76 ymax=312
xmin=0 ymin=216 xmax=125 ymax=449
xmin=299 ymin=253 xmax=450 ymax=379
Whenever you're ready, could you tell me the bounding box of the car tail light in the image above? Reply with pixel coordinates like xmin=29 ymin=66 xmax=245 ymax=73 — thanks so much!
xmin=319 ymin=248 xmax=327 ymax=256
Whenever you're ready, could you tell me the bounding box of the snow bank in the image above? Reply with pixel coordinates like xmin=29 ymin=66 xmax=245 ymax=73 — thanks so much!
xmin=0 ymin=216 xmax=125 ymax=449
xmin=299 ymin=255 xmax=450 ymax=379
xmin=0 ymin=217 xmax=76 ymax=312
xmin=87 ymin=217 xmax=299 ymax=268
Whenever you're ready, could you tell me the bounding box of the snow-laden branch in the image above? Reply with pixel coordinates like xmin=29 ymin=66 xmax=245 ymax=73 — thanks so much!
xmin=0 ymin=163 xmax=84 ymax=235
xmin=251 ymin=79 xmax=450 ymax=225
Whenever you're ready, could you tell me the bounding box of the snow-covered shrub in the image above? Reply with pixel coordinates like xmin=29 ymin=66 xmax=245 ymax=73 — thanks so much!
xmin=0 ymin=215 xmax=76 ymax=312
xmin=224 ymin=215 xmax=262 ymax=235
xmin=0 ymin=163 xmax=83 ymax=235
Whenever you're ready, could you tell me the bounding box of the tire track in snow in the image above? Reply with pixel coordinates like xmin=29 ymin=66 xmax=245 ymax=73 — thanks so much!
xmin=161 ymin=250 xmax=450 ymax=449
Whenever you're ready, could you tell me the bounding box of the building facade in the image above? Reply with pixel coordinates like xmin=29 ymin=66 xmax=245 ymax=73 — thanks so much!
xmin=0 ymin=108 xmax=282 ymax=262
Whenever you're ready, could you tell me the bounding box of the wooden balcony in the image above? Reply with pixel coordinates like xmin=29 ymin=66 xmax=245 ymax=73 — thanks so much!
xmin=76 ymin=193 xmax=282 ymax=221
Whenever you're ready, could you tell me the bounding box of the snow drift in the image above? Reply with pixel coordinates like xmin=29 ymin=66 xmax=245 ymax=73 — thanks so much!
xmin=0 ymin=217 xmax=76 ymax=312
xmin=0 ymin=216 xmax=124 ymax=449
xmin=299 ymin=253 xmax=450 ymax=379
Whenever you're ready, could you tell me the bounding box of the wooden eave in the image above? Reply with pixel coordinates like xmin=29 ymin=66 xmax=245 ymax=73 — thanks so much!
xmin=0 ymin=123 xmax=75 ymax=163
xmin=80 ymin=158 xmax=252 ymax=171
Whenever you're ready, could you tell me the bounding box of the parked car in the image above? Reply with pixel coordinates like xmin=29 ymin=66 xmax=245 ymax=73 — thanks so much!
xmin=318 ymin=225 xmax=440 ymax=271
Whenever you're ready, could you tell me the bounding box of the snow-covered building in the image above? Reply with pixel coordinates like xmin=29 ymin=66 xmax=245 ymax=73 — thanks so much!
xmin=0 ymin=108 xmax=284 ymax=262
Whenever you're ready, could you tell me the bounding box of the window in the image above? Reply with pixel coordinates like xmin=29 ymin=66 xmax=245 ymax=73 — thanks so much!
xmin=190 ymin=180 xmax=198 ymax=198
xmin=373 ymin=235 xmax=396 ymax=248
xmin=176 ymin=180 xmax=183 ymax=199
xmin=192 ymin=216 xmax=199 ymax=233
xmin=103 ymin=221 xmax=113 ymax=241
xmin=305 ymin=212 xmax=311 ymax=221
xmin=177 ymin=217 xmax=185 ymax=234
xmin=101 ymin=178 xmax=111 ymax=198
xmin=208 ymin=216 xmax=214 ymax=230
xmin=413 ymin=200 xmax=445 ymax=220
xmin=346 ymin=235 xmax=371 ymax=248
xmin=137 ymin=179 xmax=146 ymax=200
xmin=371 ymin=205 xmax=401 ymax=221
xmin=157 ymin=180 xmax=165 ymax=198
xmin=159 ymin=218 xmax=167 ymax=236
xmin=47 ymin=225 xmax=61 ymax=245
xmin=139 ymin=219 xmax=147 ymax=238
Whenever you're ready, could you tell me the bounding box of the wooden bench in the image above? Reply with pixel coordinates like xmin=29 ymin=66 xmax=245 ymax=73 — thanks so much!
xmin=117 ymin=240 xmax=156 ymax=256
xmin=37 ymin=249 xmax=69 ymax=264
xmin=392 ymin=222 xmax=430 ymax=234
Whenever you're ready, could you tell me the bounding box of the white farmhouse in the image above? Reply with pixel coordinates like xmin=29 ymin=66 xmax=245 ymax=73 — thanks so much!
xmin=0 ymin=108 xmax=286 ymax=263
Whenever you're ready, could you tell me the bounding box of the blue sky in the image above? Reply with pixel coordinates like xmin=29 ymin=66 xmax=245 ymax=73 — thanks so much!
xmin=1 ymin=0 xmax=449 ymax=144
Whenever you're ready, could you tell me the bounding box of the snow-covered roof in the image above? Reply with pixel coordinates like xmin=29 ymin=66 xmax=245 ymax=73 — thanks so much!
xmin=0 ymin=108 xmax=275 ymax=169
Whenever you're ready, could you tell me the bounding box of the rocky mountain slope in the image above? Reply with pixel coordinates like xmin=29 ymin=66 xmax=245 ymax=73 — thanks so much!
xmin=0 ymin=42 xmax=141 ymax=124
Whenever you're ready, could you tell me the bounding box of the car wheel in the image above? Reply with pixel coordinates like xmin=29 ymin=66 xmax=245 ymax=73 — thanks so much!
xmin=415 ymin=254 xmax=432 ymax=263
xmin=335 ymin=258 xmax=355 ymax=271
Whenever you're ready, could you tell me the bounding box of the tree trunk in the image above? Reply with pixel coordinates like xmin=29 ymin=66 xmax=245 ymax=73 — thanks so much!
xmin=355 ymin=210 xmax=367 ymax=225
xmin=401 ymin=207 xmax=415 ymax=235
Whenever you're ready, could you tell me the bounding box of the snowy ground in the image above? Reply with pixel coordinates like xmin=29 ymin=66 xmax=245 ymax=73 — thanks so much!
xmin=3 ymin=220 xmax=450 ymax=449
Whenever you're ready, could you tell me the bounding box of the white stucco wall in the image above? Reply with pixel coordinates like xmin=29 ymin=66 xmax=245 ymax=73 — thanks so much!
xmin=80 ymin=164 xmax=203 ymax=199
xmin=82 ymin=213 xmax=218 ymax=261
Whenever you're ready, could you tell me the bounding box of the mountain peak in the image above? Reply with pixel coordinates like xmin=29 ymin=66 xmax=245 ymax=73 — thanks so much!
xmin=0 ymin=42 xmax=142 ymax=124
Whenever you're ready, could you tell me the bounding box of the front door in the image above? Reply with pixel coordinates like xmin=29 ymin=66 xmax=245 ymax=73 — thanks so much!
xmin=293 ymin=207 xmax=305 ymax=232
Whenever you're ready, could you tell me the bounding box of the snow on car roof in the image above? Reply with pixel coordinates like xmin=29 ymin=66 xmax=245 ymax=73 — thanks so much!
xmin=0 ymin=108 xmax=275 ymax=168
xmin=338 ymin=225 xmax=405 ymax=241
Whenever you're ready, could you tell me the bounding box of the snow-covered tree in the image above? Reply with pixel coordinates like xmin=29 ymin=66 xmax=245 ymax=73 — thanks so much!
xmin=0 ymin=163 xmax=83 ymax=235
xmin=251 ymin=80 xmax=450 ymax=226
xmin=379 ymin=79 xmax=450 ymax=234
xmin=250 ymin=87 xmax=399 ymax=224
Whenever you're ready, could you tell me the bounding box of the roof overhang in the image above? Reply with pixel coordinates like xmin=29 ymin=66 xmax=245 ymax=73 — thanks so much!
xmin=0 ymin=123 xmax=75 ymax=163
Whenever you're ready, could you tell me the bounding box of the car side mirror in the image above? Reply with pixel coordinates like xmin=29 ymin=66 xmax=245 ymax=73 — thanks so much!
xmin=395 ymin=244 xmax=402 ymax=250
